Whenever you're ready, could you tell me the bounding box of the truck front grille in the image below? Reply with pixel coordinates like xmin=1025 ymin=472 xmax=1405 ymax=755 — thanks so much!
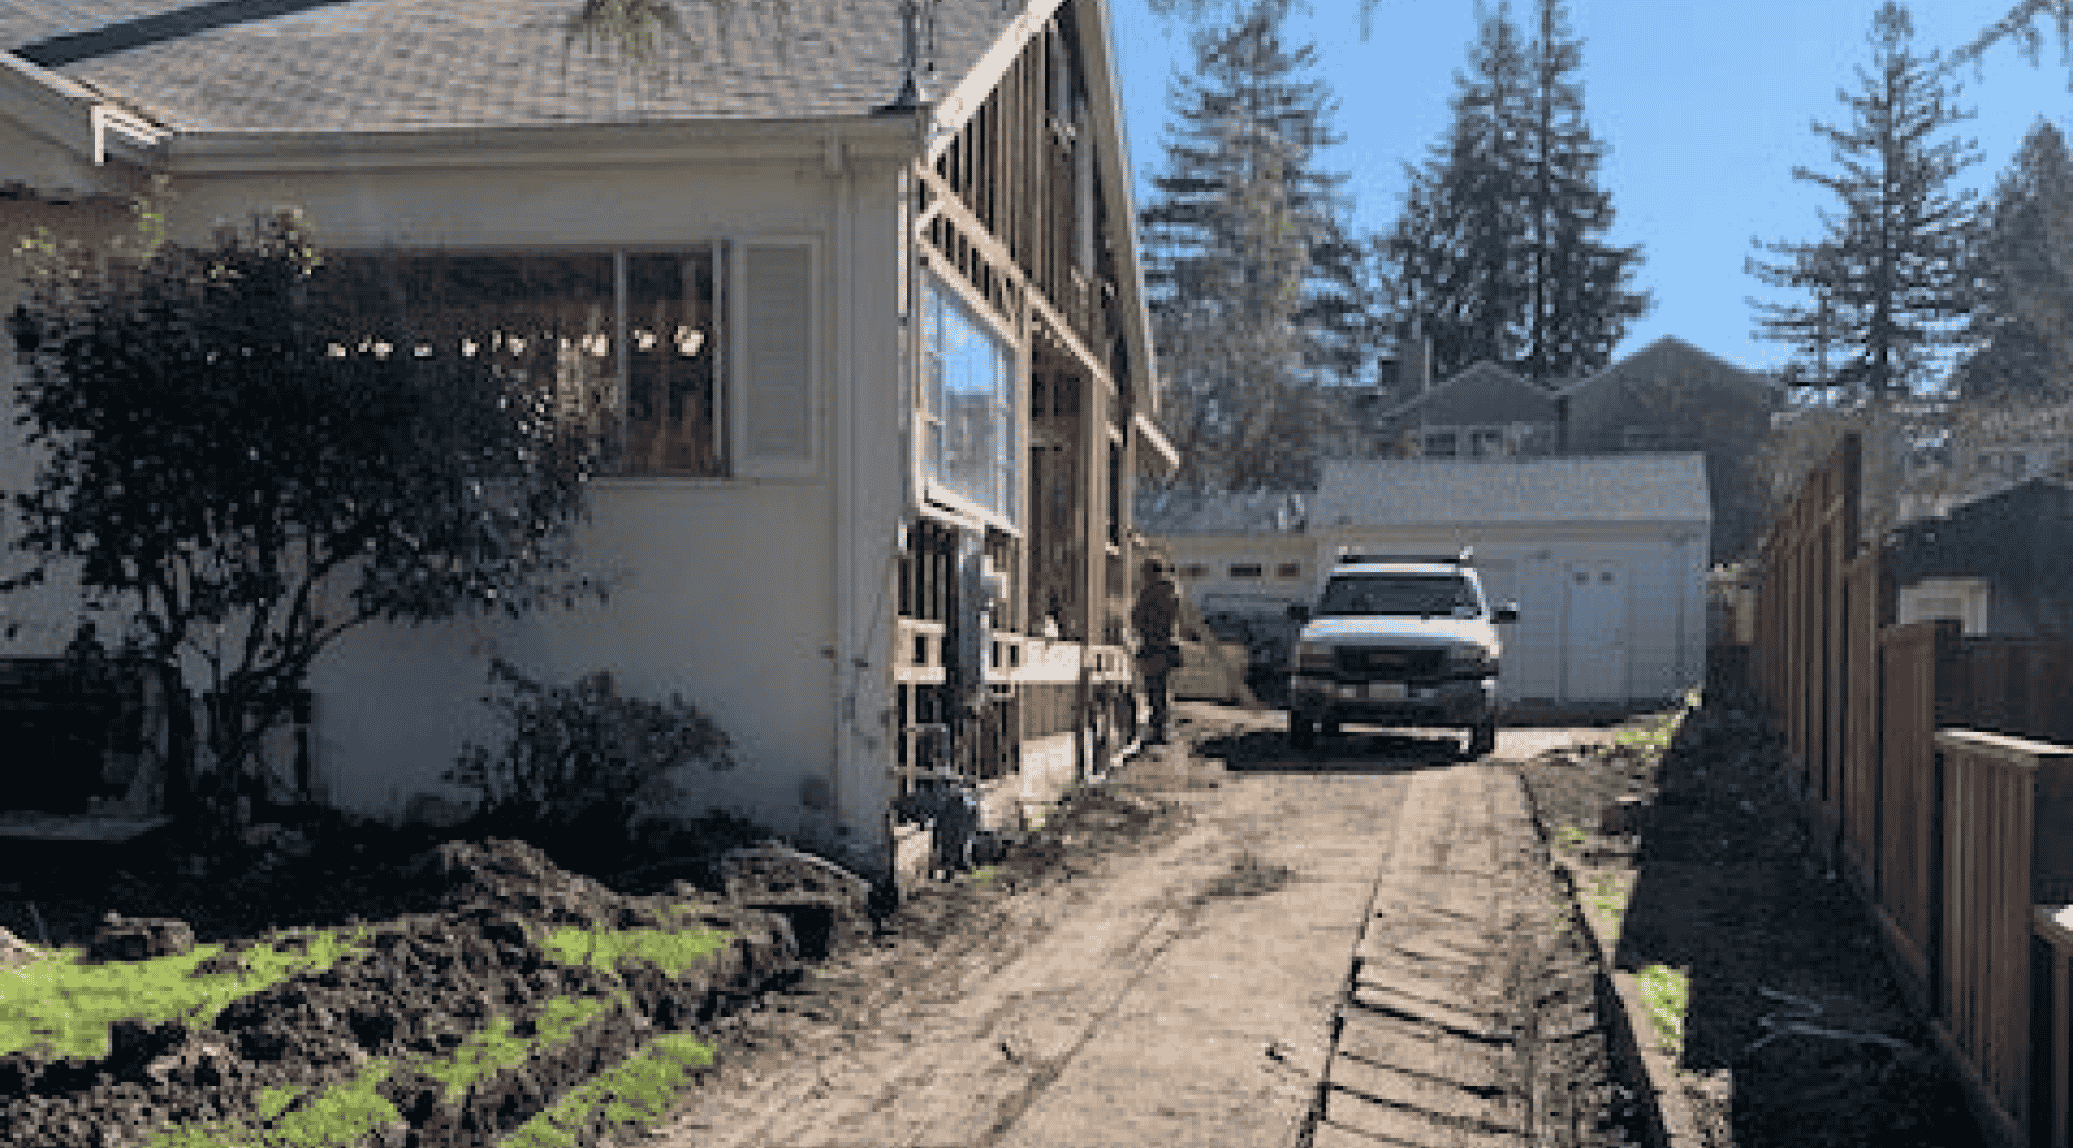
xmin=1334 ymin=646 xmax=1442 ymax=678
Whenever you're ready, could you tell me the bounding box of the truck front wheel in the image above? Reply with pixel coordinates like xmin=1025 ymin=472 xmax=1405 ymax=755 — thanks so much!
xmin=1466 ymin=719 xmax=1497 ymax=759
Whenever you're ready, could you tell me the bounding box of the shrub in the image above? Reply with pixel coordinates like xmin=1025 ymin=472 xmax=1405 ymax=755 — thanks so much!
xmin=445 ymin=660 xmax=734 ymax=867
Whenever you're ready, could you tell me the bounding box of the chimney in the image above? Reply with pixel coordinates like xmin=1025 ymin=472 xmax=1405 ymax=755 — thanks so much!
xmin=1399 ymin=320 xmax=1431 ymax=396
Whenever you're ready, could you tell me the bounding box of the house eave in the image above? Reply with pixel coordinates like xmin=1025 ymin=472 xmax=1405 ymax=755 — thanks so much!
xmin=1133 ymin=411 xmax=1179 ymax=476
xmin=1 ymin=51 xmax=167 ymax=195
xmin=163 ymin=113 xmax=925 ymax=175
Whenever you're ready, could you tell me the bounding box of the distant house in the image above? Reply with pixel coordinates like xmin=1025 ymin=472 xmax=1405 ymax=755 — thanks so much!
xmin=1323 ymin=336 xmax=1775 ymax=562
xmin=0 ymin=0 xmax=1177 ymax=880
xmin=1311 ymin=455 xmax=1711 ymax=709
xmin=1333 ymin=352 xmax=1564 ymax=461
xmin=1886 ymin=478 xmax=2073 ymax=637
xmin=1560 ymin=336 xmax=1777 ymax=561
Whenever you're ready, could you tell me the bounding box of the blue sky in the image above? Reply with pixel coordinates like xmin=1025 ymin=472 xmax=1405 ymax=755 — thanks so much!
xmin=1105 ymin=0 xmax=2073 ymax=376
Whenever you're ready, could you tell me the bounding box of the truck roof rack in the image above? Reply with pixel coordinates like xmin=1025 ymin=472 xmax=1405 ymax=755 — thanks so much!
xmin=1334 ymin=546 xmax=1474 ymax=567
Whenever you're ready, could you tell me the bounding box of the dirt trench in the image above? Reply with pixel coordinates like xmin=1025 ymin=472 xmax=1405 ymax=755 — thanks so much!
xmin=1517 ymin=701 xmax=1985 ymax=1148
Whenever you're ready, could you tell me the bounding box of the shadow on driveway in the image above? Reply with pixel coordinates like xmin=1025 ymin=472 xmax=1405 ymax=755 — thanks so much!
xmin=1199 ymin=725 xmax=1464 ymax=774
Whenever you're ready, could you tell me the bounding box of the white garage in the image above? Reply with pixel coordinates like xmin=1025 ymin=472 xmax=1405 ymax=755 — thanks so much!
xmin=1307 ymin=455 xmax=1711 ymax=710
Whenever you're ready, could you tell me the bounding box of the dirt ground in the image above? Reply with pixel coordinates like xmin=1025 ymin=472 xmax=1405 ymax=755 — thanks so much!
xmin=2 ymin=695 xmax=1938 ymax=1148
xmin=1515 ymin=697 xmax=1985 ymax=1148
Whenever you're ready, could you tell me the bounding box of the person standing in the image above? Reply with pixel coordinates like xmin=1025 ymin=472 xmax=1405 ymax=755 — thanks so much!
xmin=1132 ymin=558 xmax=1182 ymax=744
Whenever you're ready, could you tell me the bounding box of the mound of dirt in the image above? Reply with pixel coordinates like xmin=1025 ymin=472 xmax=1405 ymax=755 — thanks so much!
xmin=0 ymin=839 xmax=798 ymax=1148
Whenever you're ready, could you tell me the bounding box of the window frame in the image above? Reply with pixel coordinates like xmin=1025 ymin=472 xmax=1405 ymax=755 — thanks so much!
xmin=919 ymin=266 xmax=1022 ymax=530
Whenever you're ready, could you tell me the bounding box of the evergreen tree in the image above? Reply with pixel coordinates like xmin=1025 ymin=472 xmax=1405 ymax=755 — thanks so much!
xmin=1521 ymin=0 xmax=1649 ymax=380
xmin=1382 ymin=0 xmax=1645 ymax=385
xmin=1954 ymin=118 xmax=2073 ymax=399
xmin=1382 ymin=3 xmax=1532 ymax=382
xmin=1746 ymin=2 xmax=1980 ymax=401
xmin=1139 ymin=0 xmax=1369 ymax=489
xmin=1956 ymin=1 xmax=2073 ymax=82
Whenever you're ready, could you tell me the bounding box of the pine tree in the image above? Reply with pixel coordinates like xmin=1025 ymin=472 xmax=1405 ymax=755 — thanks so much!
xmin=1382 ymin=0 xmax=1645 ymax=385
xmin=1521 ymin=0 xmax=1649 ymax=381
xmin=1382 ymin=3 xmax=1533 ymax=382
xmin=1956 ymin=1 xmax=2073 ymax=81
xmin=1747 ymin=2 xmax=1980 ymax=401
xmin=1954 ymin=118 xmax=2073 ymax=399
xmin=1139 ymin=0 xmax=1369 ymax=490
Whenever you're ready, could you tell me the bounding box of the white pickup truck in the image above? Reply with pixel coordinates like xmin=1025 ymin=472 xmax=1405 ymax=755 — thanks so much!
xmin=1285 ymin=550 xmax=1517 ymax=757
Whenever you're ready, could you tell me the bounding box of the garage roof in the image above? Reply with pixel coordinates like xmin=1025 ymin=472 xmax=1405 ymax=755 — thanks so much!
xmin=1314 ymin=454 xmax=1711 ymax=528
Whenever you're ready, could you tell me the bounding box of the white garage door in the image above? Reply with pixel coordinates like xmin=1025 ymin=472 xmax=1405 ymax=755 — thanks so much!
xmin=1563 ymin=560 xmax=1627 ymax=701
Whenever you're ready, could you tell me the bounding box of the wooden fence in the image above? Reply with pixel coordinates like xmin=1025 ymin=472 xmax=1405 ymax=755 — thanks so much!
xmin=1753 ymin=432 xmax=2073 ymax=1146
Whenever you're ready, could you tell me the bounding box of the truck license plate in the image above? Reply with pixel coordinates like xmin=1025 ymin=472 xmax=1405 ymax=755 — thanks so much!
xmin=1370 ymin=682 xmax=1407 ymax=701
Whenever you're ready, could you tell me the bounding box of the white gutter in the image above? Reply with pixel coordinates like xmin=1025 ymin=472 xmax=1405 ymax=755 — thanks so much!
xmin=1 ymin=52 xmax=166 ymax=192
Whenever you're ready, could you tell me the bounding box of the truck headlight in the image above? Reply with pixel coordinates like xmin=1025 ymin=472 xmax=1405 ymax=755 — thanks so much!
xmin=1447 ymin=643 xmax=1497 ymax=676
xmin=1295 ymin=642 xmax=1334 ymax=672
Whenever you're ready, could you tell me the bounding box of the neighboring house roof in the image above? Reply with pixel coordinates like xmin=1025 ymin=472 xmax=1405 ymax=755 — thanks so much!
xmin=1559 ymin=334 xmax=1774 ymax=403
xmin=1 ymin=0 xmax=1011 ymax=131
xmin=1890 ymin=477 xmax=2073 ymax=579
xmin=1372 ymin=360 xmax=1559 ymax=426
xmin=1136 ymin=487 xmax=1312 ymax=536
xmin=1313 ymin=454 xmax=1711 ymax=528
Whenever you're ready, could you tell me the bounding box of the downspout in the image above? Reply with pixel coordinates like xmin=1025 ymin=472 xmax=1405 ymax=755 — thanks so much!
xmin=828 ymin=126 xmax=854 ymax=858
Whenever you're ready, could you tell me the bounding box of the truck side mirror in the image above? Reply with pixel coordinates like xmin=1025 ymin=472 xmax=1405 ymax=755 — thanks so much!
xmin=1286 ymin=604 xmax=1310 ymax=623
xmin=1494 ymin=604 xmax=1519 ymax=624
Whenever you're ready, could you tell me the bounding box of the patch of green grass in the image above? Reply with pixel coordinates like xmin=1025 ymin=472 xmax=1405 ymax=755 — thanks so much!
xmin=1584 ymin=873 xmax=1631 ymax=938
xmin=1553 ymin=824 xmax=1586 ymax=855
xmin=1615 ymin=700 xmax=1694 ymax=754
xmin=958 ymin=865 xmax=1003 ymax=885
xmin=539 ymin=925 xmax=732 ymax=978
xmin=0 ymin=928 xmax=365 ymax=1059
xmin=420 ymin=993 xmax=627 ymax=1104
xmin=252 ymin=1084 xmax=307 ymax=1125
xmin=1637 ymin=964 xmax=1689 ymax=1058
xmin=495 ymin=1034 xmax=714 ymax=1148
xmin=141 ymin=1059 xmax=397 ymax=1148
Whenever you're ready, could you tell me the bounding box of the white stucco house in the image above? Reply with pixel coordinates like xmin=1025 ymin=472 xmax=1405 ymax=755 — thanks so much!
xmin=0 ymin=0 xmax=1176 ymax=880
xmin=1145 ymin=455 xmax=1712 ymax=711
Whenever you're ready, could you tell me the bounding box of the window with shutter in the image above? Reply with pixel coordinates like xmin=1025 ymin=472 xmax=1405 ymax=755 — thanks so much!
xmin=738 ymin=244 xmax=814 ymax=473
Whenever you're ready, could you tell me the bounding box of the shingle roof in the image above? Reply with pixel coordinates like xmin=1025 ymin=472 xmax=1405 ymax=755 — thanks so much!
xmin=1136 ymin=487 xmax=1312 ymax=536
xmin=1559 ymin=335 xmax=1772 ymax=401
xmin=1313 ymin=454 xmax=1711 ymax=527
xmin=2 ymin=0 xmax=1016 ymax=131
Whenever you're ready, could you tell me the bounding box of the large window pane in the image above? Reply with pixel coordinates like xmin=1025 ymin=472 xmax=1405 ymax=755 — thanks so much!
xmin=626 ymin=253 xmax=720 ymax=476
xmin=315 ymin=251 xmax=724 ymax=477
xmin=924 ymin=276 xmax=1017 ymax=523
xmin=318 ymin=253 xmax=618 ymax=453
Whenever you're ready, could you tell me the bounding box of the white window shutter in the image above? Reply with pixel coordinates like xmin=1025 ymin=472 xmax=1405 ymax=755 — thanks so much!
xmin=737 ymin=243 xmax=814 ymax=474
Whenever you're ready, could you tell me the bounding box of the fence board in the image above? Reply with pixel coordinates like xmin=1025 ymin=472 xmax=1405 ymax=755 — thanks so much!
xmin=1879 ymin=621 xmax=1954 ymax=1000
xmin=1938 ymin=729 xmax=2073 ymax=1144
xmin=1842 ymin=549 xmax=1886 ymax=886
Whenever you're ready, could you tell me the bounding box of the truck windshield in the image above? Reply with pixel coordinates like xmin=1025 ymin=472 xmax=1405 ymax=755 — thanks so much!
xmin=1317 ymin=574 xmax=1479 ymax=617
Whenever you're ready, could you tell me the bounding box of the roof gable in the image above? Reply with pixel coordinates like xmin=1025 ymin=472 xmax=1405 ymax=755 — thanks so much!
xmin=1380 ymin=360 xmax=1560 ymax=425
xmin=1567 ymin=335 xmax=1773 ymax=404
xmin=1313 ymin=455 xmax=1711 ymax=528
